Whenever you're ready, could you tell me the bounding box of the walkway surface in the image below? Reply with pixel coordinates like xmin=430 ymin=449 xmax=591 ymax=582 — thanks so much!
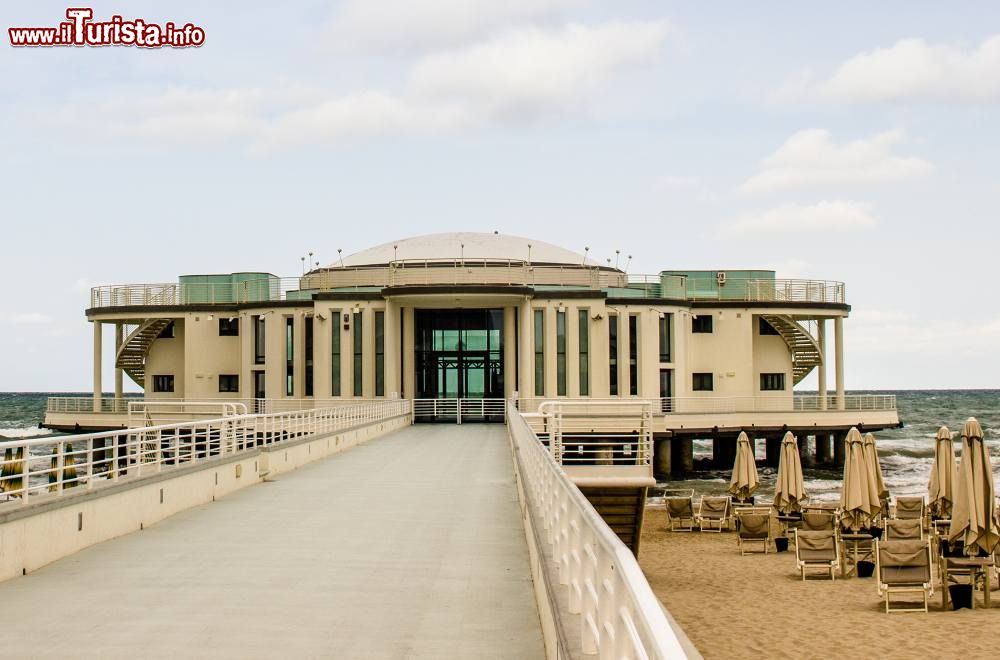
xmin=0 ymin=425 xmax=545 ymax=659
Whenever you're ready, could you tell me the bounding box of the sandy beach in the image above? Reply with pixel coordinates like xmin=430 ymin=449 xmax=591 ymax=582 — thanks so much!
xmin=640 ymin=506 xmax=999 ymax=660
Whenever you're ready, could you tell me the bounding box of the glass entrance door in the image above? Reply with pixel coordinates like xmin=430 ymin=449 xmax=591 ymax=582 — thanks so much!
xmin=415 ymin=309 xmax=504 ymax=421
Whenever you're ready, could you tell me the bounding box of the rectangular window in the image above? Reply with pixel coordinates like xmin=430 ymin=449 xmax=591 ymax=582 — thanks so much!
xmin=331 ymin=310 xmax=341 ymax=396
xmin=760 ymin=372 xmax=786 ymax=391
xmin=304 ymin=316 xmax=314 ymax=397
xmin=353 ymin=311 xmax=363 ymax=396
xmin=219 ymin=374 xmax=239 ymax=393
xmin=759 ymin=317 xmax=780 ymax=335
xmin=285 ymin=317 xmax=294 ymax=396
xmin=533 ymin=310 xmax=545 ymax=397
xmin=218 ymin=317 xmax=239 ymax=336
xmin=659 ymin=369 xmax=673 ymax=413
xmin=556 ymin=310 xmax=566 ymax=396
xmin=628 ymin=314 xmax=639 ymax=396
xmin=578 ymin=309 xmax=589 ymax=396
xmin=253 ymin=315 xmax=265 ymax=364
xmin=692 ymin=314 xmax=713 ymax=333
xmin=153 ymin=374 xmax=174 ymax=393
xmin=158 ymin=322 xmax=175 ymax=339
xmin=375 ymin=310 xmax=385 ymax=397
xmin=658 ymin=314 xmax=672 ymax=362
xmin=608 ymin=313 xmax=619 ymax=396
xmin=692 ymin=372 xmax=714 ymax=391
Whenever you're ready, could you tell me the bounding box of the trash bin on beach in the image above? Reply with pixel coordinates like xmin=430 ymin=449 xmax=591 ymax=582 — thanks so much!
xmin=949 ymin=584 xmax=973 ymax=610
xmin=856 ymin=560 xmax=875 ymax=577
xmin=774 ymin=537 xmax=789 ymax=552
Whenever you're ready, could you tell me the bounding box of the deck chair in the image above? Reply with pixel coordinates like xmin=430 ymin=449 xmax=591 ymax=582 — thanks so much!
xmin=697 ymin=495 xmax=731 ymax=532
xmin=875 ymin=539 xmax=933 ymax=613
xmin=894 ymin=497 xmax=925 ymax=521
xmin=665 ymin=496 xmax=695 ymax=532
xmin=885 ymin=518 xmax=923 ymax=541
xmin=800 ymin=511 xmax=835 ymax=531
xmin=736 ymin=510 xmax=771 ymax=555
xmin=794 ymin=529 xmax=839 ymax=580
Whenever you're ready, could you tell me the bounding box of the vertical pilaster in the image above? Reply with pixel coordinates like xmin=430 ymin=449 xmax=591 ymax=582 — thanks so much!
xmin=384 ymin=300 xmax=398 ymax=398
xmin=503 ymin=306 xmax=516 ymax=400
xmin=92 ymin=321 xmax=102 ymax=412
xmin=114 ymin=322 xmax=123 ymax=401
xmin=518 ymin=297 xmax=534 ymax=404
xmin=403 ymin=306 xmax=415 ymax=399
xmin=817 ymin=319 xmax=827 ymax=410
xmin=834 ymin=316 xmax=845 ymax=410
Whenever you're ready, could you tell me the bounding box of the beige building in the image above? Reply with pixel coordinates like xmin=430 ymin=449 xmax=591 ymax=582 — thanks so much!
xmin=47 ymin=232 xmax=898 ymax=474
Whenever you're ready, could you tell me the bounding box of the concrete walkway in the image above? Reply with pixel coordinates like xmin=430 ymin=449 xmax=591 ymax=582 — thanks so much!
xmin=0 ymin=425 xmax=545 ymax=659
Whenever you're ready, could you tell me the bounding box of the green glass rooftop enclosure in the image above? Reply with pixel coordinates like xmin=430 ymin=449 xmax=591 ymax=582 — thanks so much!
xmin=178 ymin=273 xmax=281 ymax=304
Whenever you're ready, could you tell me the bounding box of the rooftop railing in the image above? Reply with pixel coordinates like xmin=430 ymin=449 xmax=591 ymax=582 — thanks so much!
xmin=508 ymin=404 xmax=689 ymax=658
xmin=89 ymin=267 xmax=845 ymax=310
xmin=516 ymin=393 xmax=897 ymax=415
xmin=4 ymin=400 xmax=410 ymax=504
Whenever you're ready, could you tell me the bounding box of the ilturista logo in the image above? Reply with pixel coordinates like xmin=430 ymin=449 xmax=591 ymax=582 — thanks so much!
xmin=9 ymin=7 xmax=206 ymax=48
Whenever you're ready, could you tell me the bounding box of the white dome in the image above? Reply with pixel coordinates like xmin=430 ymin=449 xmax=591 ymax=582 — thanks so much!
xmin=330 ymin=232 xmax=605 ymax=268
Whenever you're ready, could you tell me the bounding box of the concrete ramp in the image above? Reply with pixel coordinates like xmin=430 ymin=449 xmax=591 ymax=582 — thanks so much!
xmin=0 ymin=425 xmax=544 ymax=659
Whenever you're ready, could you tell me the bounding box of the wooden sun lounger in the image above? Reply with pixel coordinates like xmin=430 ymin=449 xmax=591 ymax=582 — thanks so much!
xmin=736 ymin=509 xmax=771 ymax=555
xmin=665 ymin=495 xmax=695 ymax=532
xmin=696 ymin=495 xmax=731 ymax=532
xmin=795 ymin=529 xmax=839 ymax=580
xmin=876 ymin=539 xmax=933 ymax=613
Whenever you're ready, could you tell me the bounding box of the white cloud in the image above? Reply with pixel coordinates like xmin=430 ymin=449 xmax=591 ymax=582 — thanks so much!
xmin=653 ymin=175 xmax=701 ymax=190
xmin=851 ymin=311 xmax=1000 ymax=357
xmin=327 ymin=0 xmax=581 ymax=53
xmin=409 ymin=21 xmax=670 ymax=119
xmin=6 ymin=313 xmax=53 ymax=325
xmin=740 ymin=129 xmax=932 ymax=194
xmin=811 ymin=35 xmax=1000 ymax=103
xmin=42 ymin=20 xmax=670 ymax=151
xmin=720 ymin=200 xmax=877 ymax=237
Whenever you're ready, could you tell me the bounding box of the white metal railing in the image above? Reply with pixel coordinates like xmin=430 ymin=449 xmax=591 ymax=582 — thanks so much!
xmin=126 ymin=401 xmax=248 ymax=427
xmin=1 ymin=400 xmax=410 ymax=505
xmin=516 ymin=393 xmax=897 ymax=415
xmin=45 ymin=397 xmax=140 ymax=414
xmin=530 ymin=400 xmax=653 ymax=468
xmin=508 ymin=404 xmax=688 ymax=659
xmin=46 ymin=396 xmax=388 ymax=416
xmin=412 ymin=398 xmax=506 ymax=423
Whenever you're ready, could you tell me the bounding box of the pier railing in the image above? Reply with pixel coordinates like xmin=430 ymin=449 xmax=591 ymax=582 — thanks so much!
xmin=516 ymin=393 xmax=896 ymax=415
xmin=508 ymin=405 xmax=688 ymax=658
xmin=2 ymin=400 xmax=410 ymax=504
xmin=523 ymin=400 xmax=653 ymax=468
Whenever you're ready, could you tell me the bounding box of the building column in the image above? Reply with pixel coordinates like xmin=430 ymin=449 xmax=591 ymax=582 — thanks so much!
xmin=653 ymin=436 xmax=672 ymax=480
xmin=816 ymin=319 xmax=827 ymax=410
xmin=518 ymin=297 xmax=534 ymax=404
xmin=834 ymin=316 xmax=845 ymax=410
xmin=402 ymin=307 xmax=415 ymax=400
xmin=670 ymin=437 xmax=693 ymax=476
xmin=815 ymin=434 xmax=832 ymax=464
xmin=92 ymin=321 xmax=102 ymax=412
xmin=114 ymin=322 xmax=124 ymax=402
xmin=503 ymin=306 xmax=517 ymax=400
xmin=832 ymin=431 xmax=846 ymax=467
xmin=798 ymin=435 xmax=813 ymax=468
xmin=384 ymin=300 xmax=398 ymax=398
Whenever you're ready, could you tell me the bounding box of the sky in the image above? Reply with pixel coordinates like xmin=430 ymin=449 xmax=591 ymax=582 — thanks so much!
xmin=1 ymin=1 xmax=999 ymax=391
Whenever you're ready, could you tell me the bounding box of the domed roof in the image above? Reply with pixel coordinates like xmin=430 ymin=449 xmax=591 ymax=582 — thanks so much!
xmin=330 ymin=232 xmax=606 ymax=268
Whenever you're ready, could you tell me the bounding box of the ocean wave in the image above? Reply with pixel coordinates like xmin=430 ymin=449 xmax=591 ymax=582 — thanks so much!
xmin=0 ymin=427 xmax=54 ymax=440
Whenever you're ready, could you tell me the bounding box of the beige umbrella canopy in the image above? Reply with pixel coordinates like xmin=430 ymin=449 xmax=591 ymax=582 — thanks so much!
xmin=841 ymin=427 xmax=875 ymax=531
xmin=729 ymin=431 xmax=759 ymax=501
xmin=928 ymin=426 xmax=955 ymax=519
xmin=773 ymin=432 xmax=806 ymax=514
xmin=862 ymin=432 xmax=888 ymax=517
xmin=949 ymin=418 xmax=998 ymax=555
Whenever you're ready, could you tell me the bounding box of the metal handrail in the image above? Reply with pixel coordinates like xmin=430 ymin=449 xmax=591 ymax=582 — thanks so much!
xmin=2 ymin=400 xmax=410 ymax=504
xmin=508 ymin=404 xmax=689 ymax=658
xmin=517 ymin=394 xmax=897 ymax=414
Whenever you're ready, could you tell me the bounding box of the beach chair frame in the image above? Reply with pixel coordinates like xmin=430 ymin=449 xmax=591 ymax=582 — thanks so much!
xmin=885 ymin=518 xmax=923 ymax=541
xmin=664 ymin=491 xmax=696 ymax=532
xmin=794 ymin=529 xmax=839 ymax=580
xmin=736 ymin=508 xmax=771 ymax=555
xmin=875 ymin=539 xmax=933 ymax=614
xmin=696 ymin=495 xmax=732 ymax=532
xmin=893 ymin=496 xmax=926 ymax=523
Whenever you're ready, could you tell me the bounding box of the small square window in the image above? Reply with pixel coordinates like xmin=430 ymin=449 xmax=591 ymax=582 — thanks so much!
xmin=219 ymin=317 xmax=239 ymax=336
xmin=692 ymin=315 xmax=713 ymax=333
xmin=152 ymin=375 xmax=174 ymax=392
xmin=158 ymin=322 xmax=175 ymax=339
xmin=692 ymin=372 xmax=713 ymax=391
xmin=219 ymin=374 xmax=239 ymax=392
xmin=760 ymin=373 xmax=785 ymax=391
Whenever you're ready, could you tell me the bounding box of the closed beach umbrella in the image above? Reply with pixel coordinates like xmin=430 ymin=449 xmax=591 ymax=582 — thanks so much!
xmin=840 ymin=427 xmax=873 ymax=531
xmin=773 ymin=432 xmax=806 ymax=514
xmin=862 ymin=432 xmax=888 ymax=518
xmin=928 ymin=426 xmax=955 ymax=519
xmin=729 ymin=431 xmax=759 ymax=501
xmin=948 ymin=418 xmax=998 ymax=555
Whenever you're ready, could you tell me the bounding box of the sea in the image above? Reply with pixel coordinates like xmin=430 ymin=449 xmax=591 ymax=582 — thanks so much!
xmin=2 ymin=390 xmax=998 ymax=503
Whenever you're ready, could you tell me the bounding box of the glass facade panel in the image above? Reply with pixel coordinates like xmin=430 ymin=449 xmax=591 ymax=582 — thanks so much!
xmin=285 ymin=317 xmax=294 ymax=396
xmin=330 ymin=310 xmax=341 ymax=396
xmin=414 ymin=309 xmax=504 ymax=406
xmin=658 ymin=314 xmax=672 ymax=362
xmin=629 ymin=314 xmax=638 ymax=396
xmin=353 ymin=312 xmax=363 ymax=396
xmin=375 ymin=311 xmax=385 ymax=397
xmin=304 ymin=316 xmax=314 ymax=397
xmin=556 ymin=310 xmax=566 ymax=396
xmin=608 ymin=313 xmax=618 ymax=396
xmin=534 ymin=310 xmax=545 ymax=397
xmin=578 ymin=309 xmax=589 ymax=396
xmin=254 ymin=315 xmax=265 ymax=364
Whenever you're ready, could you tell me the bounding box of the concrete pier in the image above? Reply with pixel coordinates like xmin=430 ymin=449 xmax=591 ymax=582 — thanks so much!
xmin=0 ymin=425 xmax=544 ymax=659
xmin=832 ymin=431 xmax=846 ymax=467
